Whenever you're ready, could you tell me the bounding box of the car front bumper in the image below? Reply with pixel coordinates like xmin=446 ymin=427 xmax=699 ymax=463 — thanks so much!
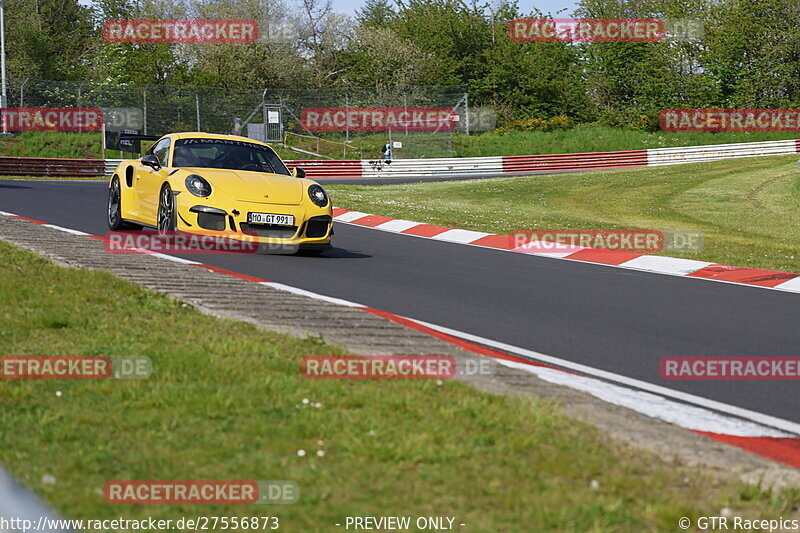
xmin=174 ymin=196 xmax=333 ymax=249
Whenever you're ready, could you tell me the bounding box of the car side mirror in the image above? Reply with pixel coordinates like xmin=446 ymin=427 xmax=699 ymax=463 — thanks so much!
xmin=142 ymin=153 xmax=161 ymax=169
xmin=292 ymin=167 xmax=306 ymax=179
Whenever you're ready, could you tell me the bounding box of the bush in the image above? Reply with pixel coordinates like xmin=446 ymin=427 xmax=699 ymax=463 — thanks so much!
xmin=493 ymin=114 xmax=573 ymax=134
xmin=592 ymin=109 xmax=661 ymax=132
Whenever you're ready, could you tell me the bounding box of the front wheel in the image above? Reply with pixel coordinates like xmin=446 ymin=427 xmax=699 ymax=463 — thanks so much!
xmin=157 ymin=184 xmax=177 ymax=236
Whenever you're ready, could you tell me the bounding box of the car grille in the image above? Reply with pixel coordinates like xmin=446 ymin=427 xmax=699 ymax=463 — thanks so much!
xmin=240 ymin=223 xmax=297 ymax=239
xmin=305 ymin=215 xmax=332 ymax=238
xmin=197 ymin=212 xmax=227 ymax=231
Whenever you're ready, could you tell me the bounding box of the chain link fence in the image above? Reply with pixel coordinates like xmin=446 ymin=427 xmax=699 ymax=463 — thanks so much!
xmin=6 ymin=80 xmax=477 ymax=159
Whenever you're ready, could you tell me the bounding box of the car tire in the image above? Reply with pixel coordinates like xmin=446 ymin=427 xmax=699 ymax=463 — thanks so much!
xmin=157 ymin=183 xmax=177 ymax=236
xmin=107 ymin=175 xmax=141 ymax=231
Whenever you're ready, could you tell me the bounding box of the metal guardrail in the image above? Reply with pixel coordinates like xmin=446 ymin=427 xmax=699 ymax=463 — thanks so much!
xmin=104 ymin=159 xmax=123 ymax=174
xmin=503 ymin=149 xmax=648 ymax=172
xmin=647 ymin=139 xmax=800 ymax=165
xmin=0 ymin=157 xmax=105 ymax=178
xmin=3 ymin=139 xmax=799 ymax=179
xmin=286 ymin=139 xmax=800 ymax=179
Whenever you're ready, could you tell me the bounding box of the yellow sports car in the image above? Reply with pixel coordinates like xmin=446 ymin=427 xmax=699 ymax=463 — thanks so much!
xmin=107 ymin=132 xmax=332 ymax=254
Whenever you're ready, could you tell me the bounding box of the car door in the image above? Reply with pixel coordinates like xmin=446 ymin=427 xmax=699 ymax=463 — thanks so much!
xmin=136 ymin=137 xmax=172 ymax=224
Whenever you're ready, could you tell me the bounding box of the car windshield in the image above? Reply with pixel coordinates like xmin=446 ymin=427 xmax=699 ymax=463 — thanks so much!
xmin=172 ymin=138 xmax=291 ymax=175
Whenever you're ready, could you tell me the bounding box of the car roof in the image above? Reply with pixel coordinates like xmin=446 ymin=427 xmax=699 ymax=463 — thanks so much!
xmin=167 ymin=132 xmax=272 ymax=148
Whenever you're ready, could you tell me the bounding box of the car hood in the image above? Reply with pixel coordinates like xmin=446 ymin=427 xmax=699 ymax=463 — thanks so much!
xmin=179 ymin=168 xmax=303 ymax=205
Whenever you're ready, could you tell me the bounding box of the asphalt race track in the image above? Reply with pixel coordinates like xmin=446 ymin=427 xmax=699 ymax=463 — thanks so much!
xmin=2 ymin=179 xmax=799 ymax=427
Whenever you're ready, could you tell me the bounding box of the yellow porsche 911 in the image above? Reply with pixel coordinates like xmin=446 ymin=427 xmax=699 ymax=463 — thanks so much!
xmin=107 ymin=132 xmax=332 ymax=254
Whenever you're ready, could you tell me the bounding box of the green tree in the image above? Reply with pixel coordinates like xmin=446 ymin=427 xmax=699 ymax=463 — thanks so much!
xmin=341 ymin=26 xmax=452 ymax=87
xmin=90 ymin=0 xmax=192 ymax=85
xmin=575 ymin=0 xmax=717 ymax=125
xmin=703 ymin=0 xmax=800 ymax=107
xmin=390 ymin=0 xmax=492 ymax=85
xmin=5 ymin=0 xmax=95 ymax=79
xmin=356 ymin=0 xmax=397 ymax=28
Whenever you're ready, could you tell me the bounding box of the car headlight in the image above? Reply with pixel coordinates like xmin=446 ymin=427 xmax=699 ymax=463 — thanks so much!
xmin=185 ymin=174 xmax=211 ymax=197
xmin=308 ymin=184 xmax=328 ymax=207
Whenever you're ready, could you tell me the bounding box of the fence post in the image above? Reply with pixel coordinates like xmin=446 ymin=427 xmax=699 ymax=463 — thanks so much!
xmin=77 ymin=81 xmax=85 ymax=132
xmin=195 ymin=93 xmax=201 ymax=131
xmin=18 ymin=77 xmax=28 ymax=107
xmin=142 ymin=86 xmax=147 ymax=135
xmin=464 ymin=90 xmax=470 ymax=136
xmin=279 ymin=94 xmax=284 ymax=142
xmin=345 ymin=90 xmax=350 ymax=142
xmin=261 ymin=88 xmax=268 ymax=142
xmin=403 ymin=91 xmax=408 ymax=135
xmin=77 ymin=81 xmax=84 ymax=107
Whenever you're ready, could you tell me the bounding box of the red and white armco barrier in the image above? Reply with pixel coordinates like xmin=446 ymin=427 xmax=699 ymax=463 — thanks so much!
xmin=283 ymin=138 xmax=800 ymax=179
xmin=92 ymin=137 xmax=799 ymax=180
xmin=647 ymin=139 xmax=800 ymax=165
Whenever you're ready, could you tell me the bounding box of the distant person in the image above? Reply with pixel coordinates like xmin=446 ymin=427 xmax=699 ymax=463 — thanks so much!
xmin=382 ymin=141 xmax=392 ymax=164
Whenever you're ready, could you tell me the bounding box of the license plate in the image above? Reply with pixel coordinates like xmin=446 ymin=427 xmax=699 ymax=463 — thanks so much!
xmin=247 ymin=212 xmax=294 ymax=226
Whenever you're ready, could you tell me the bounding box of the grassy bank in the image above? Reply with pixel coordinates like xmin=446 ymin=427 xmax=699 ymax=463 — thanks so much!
xmin=3 ymin=128 xmax=798 ymax=162
xmin=0 ymin=131 xmax=314 ymax=162
xmin=451 ymin=127 xmax=800 ymax=158
xmin=328 ymin=154 xmax=800 ymax=273
xmin=0 ymin=131 xmax=107 ymax=159
xmin=0 ymin=241 xmax=795 ymax=530
xmin=310 ymin=127 xmax=799 ymax=159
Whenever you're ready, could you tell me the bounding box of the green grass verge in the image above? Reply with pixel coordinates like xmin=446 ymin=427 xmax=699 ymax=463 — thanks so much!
xmin=328 ymin=154 xmax=800 ymax=273
xmin=0 ymin=241 xmax=796 ymax=530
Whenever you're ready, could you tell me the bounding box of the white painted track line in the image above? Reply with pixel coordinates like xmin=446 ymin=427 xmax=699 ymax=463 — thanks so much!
xmin=404 ymin=317 xmax=800 ymax=437
xmin=43 ymin=224 xmax=91 ymax=236
xmin=4 ymin=210 xmax=800 ymax=450
xmin=260 ymin=282 xmax=367 ymax=308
